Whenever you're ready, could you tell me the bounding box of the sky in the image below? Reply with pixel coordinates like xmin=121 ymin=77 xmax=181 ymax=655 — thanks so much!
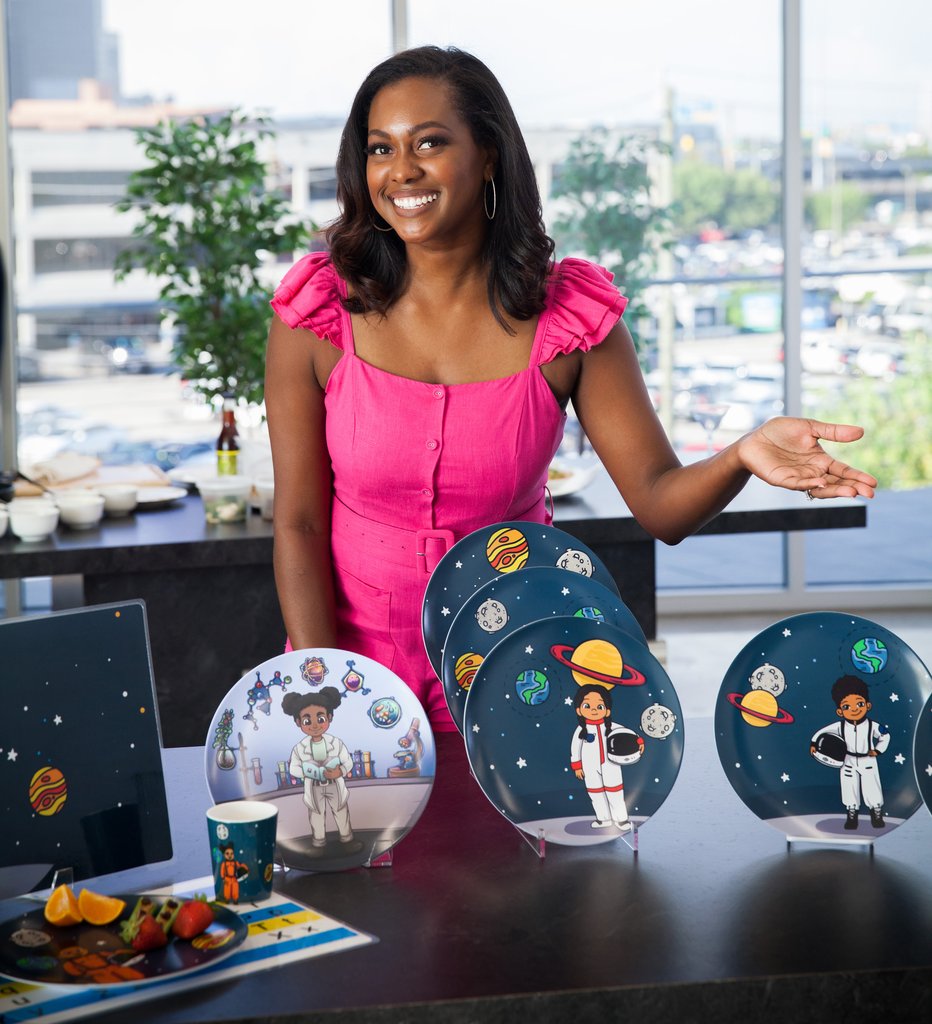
xmin=102 ymin=0 xmax=932 ymax=141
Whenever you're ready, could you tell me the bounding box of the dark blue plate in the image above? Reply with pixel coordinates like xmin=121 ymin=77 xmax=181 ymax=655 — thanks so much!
xmin=714 ymin=612 xmax=931 ymax=843
xmin=463 ymin=617 xmax=683 ymax=846
xmin=441 ymin=567 xmax=646 ymax=734
xmin=914 ymin=691 xmax=932 ymax=815
xmin=421 ymin=521 xmax=621 ymax=681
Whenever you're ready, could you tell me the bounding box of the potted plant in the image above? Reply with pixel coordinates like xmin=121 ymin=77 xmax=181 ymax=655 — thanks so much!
xmin=115 ymin=110 xmax=312 ymax=408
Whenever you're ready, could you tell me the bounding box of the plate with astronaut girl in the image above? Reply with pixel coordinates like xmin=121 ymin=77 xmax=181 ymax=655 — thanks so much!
xmin=914 ymin=690 xmax=932 ymax=815
xmin=204 ymin=648 xmax=436 ymax=872
xmin=441 ymin=567 xmax=647 ymax=734
xmin=463 ymin=616 xmax=683 ymax=846
xmin=714 ymin=612 xmax=931 ymax=843
xmin=422 ymin=521 xmax=621 ymax=681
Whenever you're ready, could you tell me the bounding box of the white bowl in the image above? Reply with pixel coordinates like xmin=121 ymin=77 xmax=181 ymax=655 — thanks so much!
xmin=9 ymin=501 xmax=59 ymax=541
xmin=97 ymin=484 xmax=139 ymax=516
xmin=56 ymin=491 xmax=105 ymax=530
xmin=0 ymin=505 xmax=8 ymax=538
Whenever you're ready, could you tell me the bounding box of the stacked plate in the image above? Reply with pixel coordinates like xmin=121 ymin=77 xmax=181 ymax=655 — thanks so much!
xmin=421 ymin=521 xmax=683 ymax=846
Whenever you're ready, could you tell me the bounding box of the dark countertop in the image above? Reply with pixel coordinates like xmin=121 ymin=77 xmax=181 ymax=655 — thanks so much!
xmin=82 ymin=720 xmax=931 ymax=1024
xmin=0 ymin=471 xmax=866 ymax=578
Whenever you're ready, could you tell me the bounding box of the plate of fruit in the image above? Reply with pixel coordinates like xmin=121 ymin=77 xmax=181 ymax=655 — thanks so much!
xmin=0 ymin=884 xmax=247 ymax=986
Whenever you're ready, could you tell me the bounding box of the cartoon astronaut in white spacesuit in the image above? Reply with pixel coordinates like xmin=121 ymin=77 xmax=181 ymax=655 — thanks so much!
xmin=570 ymin=685 xmax=644 ymax=833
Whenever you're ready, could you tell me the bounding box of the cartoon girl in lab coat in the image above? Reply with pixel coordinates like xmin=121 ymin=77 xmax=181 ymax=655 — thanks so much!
xmin=283 ymin=687 xmax=354 ymax=847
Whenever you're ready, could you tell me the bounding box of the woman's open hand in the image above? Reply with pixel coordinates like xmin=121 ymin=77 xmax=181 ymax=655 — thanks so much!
xmin=736 ymin=418 xmax=877 ymax=499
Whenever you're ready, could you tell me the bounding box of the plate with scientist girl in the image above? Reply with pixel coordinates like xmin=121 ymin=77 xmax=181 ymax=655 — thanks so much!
xmin=441 ymin=566 xmax=646 ymax=734
xmin=204 ymin=648 xmax=436 ymax=871
xmin=422 ymin=520 xmax=621 ymax=682
xmin=463 ymin=616 xmax=683 ymax=846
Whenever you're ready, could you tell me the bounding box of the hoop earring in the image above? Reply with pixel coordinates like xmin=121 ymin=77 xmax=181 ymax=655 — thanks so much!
xmin=484 ymin=177 xmax=497 ymax=221
xmin=371 ymin=215 xmax=394 ymax=233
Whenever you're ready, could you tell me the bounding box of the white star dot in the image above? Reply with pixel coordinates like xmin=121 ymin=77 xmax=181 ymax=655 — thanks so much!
xmin=889 ymin=693 xmax=899 ymax=702
xmin=564 ymin=697 xmax=573 ymax=705
xmin=781 ymin=772 xmax=790 ymax=782
xmin=455 ymin=561 xmax=463 ymax=569
xmin=783 ymin=629 xmax=792 ymax=637
xmin=7 ymin=749 xmax=17 ymax=761
xmin=517 ymin=758 xmax=527 ymax=769
xmin=894 ymin=753 xmax=906 ymax=765
xmin=561 ymin=587 xmax=570 ymax=596
xmin=53 ymin=715 xmax=62 ymax=725
xmin=441 ymin=607 xmax=450 ymax=616
xmin=525 ymin=645 xmax=534 ymax=654
xmin=925 ymin=764 xmax=932 ymax=777
xmin=472 ymin=724 xmax=480 ymax=733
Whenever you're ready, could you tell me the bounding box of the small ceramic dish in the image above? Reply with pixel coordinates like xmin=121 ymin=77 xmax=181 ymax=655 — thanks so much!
xmin=8 ymin=499 xmax=59 ymax=541
xmin=56 ymin=491 xmax=105 ymax=530
xmin=97 ymin=484 xmax=139 ymax=516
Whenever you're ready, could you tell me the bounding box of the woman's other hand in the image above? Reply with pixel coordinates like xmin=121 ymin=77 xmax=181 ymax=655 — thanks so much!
xmin=736 ymin=418 xmax=877 ymax=499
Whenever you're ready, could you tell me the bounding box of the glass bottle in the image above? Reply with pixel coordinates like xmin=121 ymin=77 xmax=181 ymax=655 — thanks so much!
xmin=217 ymin=394 xmax=239 ymax=476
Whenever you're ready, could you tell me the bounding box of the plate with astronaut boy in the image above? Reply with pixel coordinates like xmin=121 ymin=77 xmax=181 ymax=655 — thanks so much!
xmin=714 ymin=612 xmax=931 ymax=843
xmin=441 ymin=567 xmax=646 ymax=734
xmin=204 ymin=649 xmax=436 ymax=872
xmin=914 ymin=690 xmax=932 ymax=815
xmin=463 ymin=616 xmax=683 ymax=846
xmin=422 ymin=521 xmax=621 ymax=681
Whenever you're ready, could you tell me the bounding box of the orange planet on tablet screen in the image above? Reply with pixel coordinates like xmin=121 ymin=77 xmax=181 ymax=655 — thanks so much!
xmin=29 ymin=766 xmax=68 ymax=816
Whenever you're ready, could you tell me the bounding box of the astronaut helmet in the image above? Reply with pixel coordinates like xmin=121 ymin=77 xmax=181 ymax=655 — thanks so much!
xmin=606 ymin=728 xmax=644 ymax=766
xmin=811 ymin=731 xmax=847 ymax=768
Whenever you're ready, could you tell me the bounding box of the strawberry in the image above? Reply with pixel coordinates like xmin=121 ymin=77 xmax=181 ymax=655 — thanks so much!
xmin=131 ymin=913 xmax=169 ymax=953
xmin=171 ymin=897 xmax=215 ymax=940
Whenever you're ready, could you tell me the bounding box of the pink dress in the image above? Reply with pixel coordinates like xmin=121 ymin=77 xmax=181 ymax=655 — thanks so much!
xmin=271 ymin=254 xmax=627 ymax=730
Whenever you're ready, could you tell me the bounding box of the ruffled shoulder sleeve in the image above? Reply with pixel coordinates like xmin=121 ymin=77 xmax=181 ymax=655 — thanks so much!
xmin=269 ymin=252 xmax=346 ymax=349
xmin=535 ymin=257 xmax=628 ymax=365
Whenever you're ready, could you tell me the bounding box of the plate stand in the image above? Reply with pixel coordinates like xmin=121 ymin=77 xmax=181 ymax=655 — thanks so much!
xmin=785 ymin=835 xmax=875 ymax=855
xmin=517 ymin=826 xmax=548 ymax=860
xmin=365 ymin=848 xmax=395 ymax=869
xmin=50 ymin=866 xmax=75 ymax=890
xmin=516 ymin=824 xmax=639 ymax=860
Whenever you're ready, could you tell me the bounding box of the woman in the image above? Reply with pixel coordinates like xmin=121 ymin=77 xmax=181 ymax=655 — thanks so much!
xmin=266 ymin=46 xmax=875 ymax=732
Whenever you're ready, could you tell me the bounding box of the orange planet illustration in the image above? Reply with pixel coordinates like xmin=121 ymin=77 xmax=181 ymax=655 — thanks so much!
xmin=485 ymin=528 xmax=529 ymax=574
xmin=29 ymin=766 xmax=68 ymax=816
xmin=454 ymin=652 xmax=484 ymax=691
xmin=726 ymin=689 xmax=794 ymax=727
xmin=550 ymin=639 xmax=646 ymax=688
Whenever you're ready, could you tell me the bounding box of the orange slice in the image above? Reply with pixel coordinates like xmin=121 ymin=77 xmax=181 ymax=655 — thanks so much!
xmin=44 ymin=883 xmax=83 ymax=927
xmin=77 ymin=888 xmax=126 ymax=926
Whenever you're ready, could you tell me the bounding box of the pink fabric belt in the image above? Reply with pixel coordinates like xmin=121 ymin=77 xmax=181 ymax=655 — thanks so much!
xmin=331 ymin=497 xmax=455 ymax=575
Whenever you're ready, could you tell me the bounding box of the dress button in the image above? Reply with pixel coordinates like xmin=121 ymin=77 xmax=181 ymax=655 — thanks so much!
xmin=422 ymin=487 xmax=433 ymax=497
xmin=426 ymin=439 xmax=438 ymax=450
xmin=433 ymin=387 xmax=444 ymax=399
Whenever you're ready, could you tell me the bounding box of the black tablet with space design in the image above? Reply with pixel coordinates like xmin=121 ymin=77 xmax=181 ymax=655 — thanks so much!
xmin=0 ymin=602 xmax=172 ymax=882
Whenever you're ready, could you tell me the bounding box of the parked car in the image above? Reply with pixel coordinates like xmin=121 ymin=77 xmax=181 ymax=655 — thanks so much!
xmin=853 ymin=340 xmax=904 ymax=381
xmin=801 ymin=335 xmax=857 ymax=376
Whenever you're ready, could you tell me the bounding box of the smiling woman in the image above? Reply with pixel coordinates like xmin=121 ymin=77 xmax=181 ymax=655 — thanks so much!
xmin=264 ymin=45 xmax=876 ymax=737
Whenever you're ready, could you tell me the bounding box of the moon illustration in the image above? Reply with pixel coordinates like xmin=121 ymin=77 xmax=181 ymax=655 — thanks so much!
xmin=749 ymin=662 xmax=786 ymax=697
xmin=476 ymin=598 xmax=509 ymax=633
xmin=555 ymin=548 xmax=594 ymax=576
